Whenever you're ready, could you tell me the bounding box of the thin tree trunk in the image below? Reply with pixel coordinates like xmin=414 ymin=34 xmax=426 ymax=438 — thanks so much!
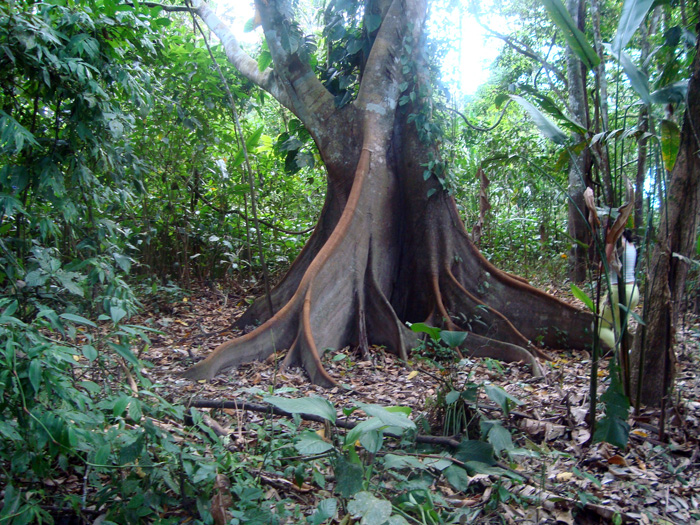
xmin=566 ymin=0 xmax=592 ymax=282
xmin=632 ymin=36 xmax=700 ymax=407
xmin=590 ymin=0 xmax=614 ymax=207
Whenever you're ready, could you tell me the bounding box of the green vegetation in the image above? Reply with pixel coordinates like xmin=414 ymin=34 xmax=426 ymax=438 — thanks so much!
xmin=1 ymin=0 xmax=698 ymax=522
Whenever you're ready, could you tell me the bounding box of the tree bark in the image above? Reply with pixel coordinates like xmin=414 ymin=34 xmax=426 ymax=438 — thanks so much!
xmin=182 ymin=0 xmax=594 ymax=386
xmin=632 ymin=34 xmax=700 ymax=407
xmin=565 ymin=0 xmax=592 ymax=283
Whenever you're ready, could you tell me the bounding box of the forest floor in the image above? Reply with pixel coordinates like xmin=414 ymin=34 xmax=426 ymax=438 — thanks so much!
xmin=139 ymin=282 xmax=700 ymax=524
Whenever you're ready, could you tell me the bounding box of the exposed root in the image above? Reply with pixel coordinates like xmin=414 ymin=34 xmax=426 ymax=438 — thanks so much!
xmin=463 ymin=332 xmax=546 ymax=377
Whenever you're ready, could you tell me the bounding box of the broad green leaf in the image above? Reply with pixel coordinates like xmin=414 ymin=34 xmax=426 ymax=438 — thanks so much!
xmin=593 ymin=416 xmax=630 ymax=448
xmin=422 ymin=455 xmax=453 ymax=471
xmin=311 ymin=498 xmax=338 ymax=525
xmin=409 ymin=322 xmax=441 ymax=341
xmin=484 ymin=384 xmax=522 ymax=416
xmin=454 ymin=439 xmax=495 ymax=465
xmin=571 ymin=284 xmax=595 ymax=312
xmin=509 ymin=95 xmax=568 ymax=145
xmin=113 ymin=253 xmax=132 ymax=273
xmin=334 ymin=455 xmax=364 ymax=497
xmin=266 ymin=395 xmax=337 ymax=423
xmin=60 ymin=313 xmax=97 ymax=328
xmin=295 ymin=430 xmax=335 ymax=455
xmin=347 ymin=492 xmax=392 ymax=525
xmin=246 ymin=126 xmax=264 ymax=150
xmin=439 ymin=330 xmax=468 ymax=348
xmin=604 ymin=44 xmax=650 ymax=104
xmin=345 ymin=418 xmax=385 ymax=446
xmin=365 ymin=13 xmax=382 ymax=33
xmin=486 ymin=423 xmax=514 ymax=454
xmin=108 ymin=342 xmax=139 ymax=367
xmin=109 ymin=306 xmax=126 ymax=325
xmin=651 ymin=80 xmax=688 ymax=104
xmin=445 ymin=390 xmax=461 ymax=405
xmin=82 ymin=345 xmax=97 ymax=363
xmin=94 ymin=444 xmax=111 ymax=465
xmin=611 ymin=0 xmax=655 ymax=55
xmin=358 ymin=403 xmax=415 ymax=430
xmin=541 ymin=0 xmax=600 ymax=70
xmin=112 ymin=395 xmax=131 ymax=417
xmin=529 ymin=91 xmax=586 ymax=135
xmin=443 ymin=464 xmax=470 ymax=491
xmin=359 ymin=429 xmax=383 ymax=454
xmin=660 ymin=119 xmax=681 ymax=172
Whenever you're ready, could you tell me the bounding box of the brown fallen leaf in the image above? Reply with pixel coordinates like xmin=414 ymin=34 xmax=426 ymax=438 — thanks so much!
xmin=210 ymin=474 xmax=233 ymax=525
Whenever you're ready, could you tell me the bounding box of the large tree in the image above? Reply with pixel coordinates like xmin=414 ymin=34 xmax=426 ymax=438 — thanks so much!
xmin=182 ymin=0 xmax=593 ymax=386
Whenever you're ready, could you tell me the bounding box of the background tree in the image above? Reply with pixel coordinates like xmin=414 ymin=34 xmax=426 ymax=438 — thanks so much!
xmin=633 ymin=31 xmax=700 ymax=408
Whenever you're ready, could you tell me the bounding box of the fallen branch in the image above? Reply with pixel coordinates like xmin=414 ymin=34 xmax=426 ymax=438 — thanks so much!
xmin=187 ymin=398 xmax=461 ymax=447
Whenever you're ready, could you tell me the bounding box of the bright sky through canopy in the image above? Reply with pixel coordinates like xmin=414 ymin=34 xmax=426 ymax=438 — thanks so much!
xmin=214 ymin=1 xmax=503 ymax=97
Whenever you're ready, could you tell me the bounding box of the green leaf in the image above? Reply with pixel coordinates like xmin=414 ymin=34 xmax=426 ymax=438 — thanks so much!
xmin=359 ymin=429 xmax=383 ymax=454
xmin=113 ymin=253 xmax=132 ymax=273
xmin=346 ymin=418 xmax=385 ymax=447
xmin=266 ymin=395 xmax=337 ymax=424
xmin=60 ymin=313 xmax=97 ymax=328
xmin=611 ymin=0 xmax=655 ymax=55
xmin=439 ymin=330 xmax=468 ymax=348
xmin=409 ymin=322 xmax=441 ymax=341
xmin=358 ymin=403 xmax=415 ymax=430
xmin=94 ymin=444 xmax=111 ymax=465
xmin=519 ymin=87 xmax=587 ymax=135
xmin=295 ymin=430 xmax=335 ymax=455
xmin=365 ymin=13 xmax=382 ymax=33
xmin=119 ymin=434 xmax=144 ymax=464
xmin=485 ymin=423 xmax=514 ymax=454
xmin=604 ymin=45 xmax=650 ymax=104
xmin=541 ymin=0 xmax=600 ymax=70
xmin=445 ymin=390 xmax=460 ymax=405
xmin=571 ymin=284 xmax=595 ymax=312
xmin=509 ymin=95 xmax=568 ymax=145
xmin=443 ymin=464 xmax=470 ymax=491
xmin=28 ymin=359 xmax=42 ymax=392
xmin=347 ymin=492 xmax=392 ymax=525
xmin=112 ymin=395 xmax=131 ymax=417
xmin=334 ymin=455 xmax=364 ymax=497
xmin=660 ymin=119 xmax=681 ymax=172
xmin=258 ymin=49 xmax=272 ymax=71
xmin=311 ymin=498 xmax=338 ymax=525
xmin=108 ymin=342 xmax=139 ymax=367
xmin=454 ymin=439 xmax=495 ymax=465
xmin=650 ymin=80 xmax=688 ymax=104
xmin=109 ymin=306 xmax=127 ymax=325
xmin=484 ymin=384 xmax=522 ymax=416
xmin=593 ymin=416 xmax=630 ymax=448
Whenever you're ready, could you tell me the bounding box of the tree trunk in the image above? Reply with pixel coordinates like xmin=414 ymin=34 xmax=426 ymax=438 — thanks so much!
xmin=566 ymin=0 xmax=592 ymax=283
xmin=182 ymin=0 xmax=593 ymax=386
xmin=632 ymin=34 xmax=700 ymax=407
xmin=590 ymin=0 xmax=614 ymax=207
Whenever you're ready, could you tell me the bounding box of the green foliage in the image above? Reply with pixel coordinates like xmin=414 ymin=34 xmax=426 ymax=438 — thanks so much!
xmin=542 ymin=0 xmax=600 ymax=69
xmin=611 ymin=0 xmax=655 ymax=55
xmin=593 ymin=359 xmax=631 ymax=448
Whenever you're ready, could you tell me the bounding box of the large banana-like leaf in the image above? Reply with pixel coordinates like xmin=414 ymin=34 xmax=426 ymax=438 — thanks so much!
xmin=542 ymin=0 xmax=600 ymax=70
xmin=510 ymin=95 xmax=568 ymax=145
xmin=611 ymin=0 xmax=655 ymax=55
